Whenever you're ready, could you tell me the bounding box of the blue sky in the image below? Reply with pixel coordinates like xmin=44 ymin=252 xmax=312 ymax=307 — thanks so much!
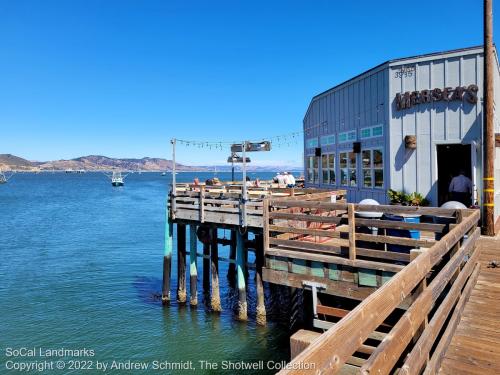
xmin=0 ymin=0 xmax=497 ymax=166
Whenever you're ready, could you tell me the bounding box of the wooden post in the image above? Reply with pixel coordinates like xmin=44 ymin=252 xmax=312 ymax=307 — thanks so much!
xmin=189 ymin=225 xmax=198 ymax=306
xmin=244 ymin=231 xmax=249 ymax=279
xmin=200 ymin=186 xmax=205 ymax=223
xmin=176 ymin=223 xmax=187 ymax=303
xmin=162 ymin=219 xmax=173 ymax=305
xmin=348 ymin=204 xmax=356 ymax=260
xmin=210 ymin=227 xmax=222 ymax=311
xmin=263 ymin=198 xmax=270 ymax=255
xmin=227 ymin=230 xmax=237 ymax=282
xmin=483 ymin=0 xmax=495 ymax=236
xmin=236 ymin=230 xmax=248 ymax=320
xmin=203 ymin=242 xmax=210 ymax=293
xmin=255 ymin=234 xmax=266 ymax=325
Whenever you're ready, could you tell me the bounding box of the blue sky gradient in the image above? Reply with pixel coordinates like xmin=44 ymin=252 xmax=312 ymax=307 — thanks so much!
xmin=0 ymin=0 xmax=497 ymax=166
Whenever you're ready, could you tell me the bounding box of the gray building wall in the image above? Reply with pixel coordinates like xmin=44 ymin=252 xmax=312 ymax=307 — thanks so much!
xmin=304 ymin=46 xmax=500 ymax=224
xmin=388 ymin=48 xmax=485 ymax=206
xmin=303 ymin=64 xmax=389 ymax=203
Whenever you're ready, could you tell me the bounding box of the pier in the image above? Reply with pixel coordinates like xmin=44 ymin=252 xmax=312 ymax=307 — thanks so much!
xmin=162 ymin=183 xmax=500 ymax=374
xmin=163 ymin=181 xmax=346 ymax=323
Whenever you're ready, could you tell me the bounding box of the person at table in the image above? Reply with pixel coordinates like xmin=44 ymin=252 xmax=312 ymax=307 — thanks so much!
xmin=277 ymin=172 xmax=287 ymax=188
xmin=245 ymin=176 xmax=253 ymax=187
xmin=448 ymin=169 xmax=472 ymax=206
xmin=285 ymin=172 xmax=296 ymax=188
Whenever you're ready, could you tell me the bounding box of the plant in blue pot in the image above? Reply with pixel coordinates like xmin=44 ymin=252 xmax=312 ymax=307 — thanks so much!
xmin=386 ymin=190 xmax=430 ymax=253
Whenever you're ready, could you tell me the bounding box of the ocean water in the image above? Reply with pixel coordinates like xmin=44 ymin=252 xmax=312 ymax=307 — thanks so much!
xmin=0 ymin=172 xmax=290 ymax=374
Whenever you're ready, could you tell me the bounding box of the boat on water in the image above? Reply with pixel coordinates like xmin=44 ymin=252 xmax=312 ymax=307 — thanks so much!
xmin=65 ymin=169 xmax=74 ymax=173
xmin=161 ymin=172 xmax=166 ymax=176
xmin=111 ymin=171 xmax=125 ymax=186
xmin=0 ymin=169 xmax=15 ymax=184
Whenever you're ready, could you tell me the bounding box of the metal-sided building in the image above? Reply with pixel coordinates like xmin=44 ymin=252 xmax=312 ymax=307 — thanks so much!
xmin=303 ymin=46 xmax=500 ymax=226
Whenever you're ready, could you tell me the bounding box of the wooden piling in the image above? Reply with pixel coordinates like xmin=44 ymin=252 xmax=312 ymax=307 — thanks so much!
xmin=203 ymin=242 xmax=210 ymax=293
xmin=227 ymin=230 xmax=237 ymax=282
xmin=177 ymin=223 xmax=187 ymax=303
xmin=210 ymin=227 xmax=222 ymax=312
xmin=162 ymin=220 xmax=173 ymax=305
xmin=255 ymin=234 xmax=266 ymax=325
xmin=236 ymin=230 xmax=248 ymax=320
xmin=189 ymin=225 xmax=198 ymax=306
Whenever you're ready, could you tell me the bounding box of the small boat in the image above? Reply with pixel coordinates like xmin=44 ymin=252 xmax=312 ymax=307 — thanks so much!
xmin=0 ymin=169 xmax=15 ymax=184
xmin=161 ymin=172 xmax=166 ymax=176
xmin=65 ymin=169 xmax=73 ymax=173
xmin=111 ymin=171 xmax=125 ymax=186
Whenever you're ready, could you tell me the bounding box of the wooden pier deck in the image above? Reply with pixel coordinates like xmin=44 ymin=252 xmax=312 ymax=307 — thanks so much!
xmin=438 ymin=237 xmax=500 ymax=375
xmin=163 ymin=186 xmax=499 ymax=374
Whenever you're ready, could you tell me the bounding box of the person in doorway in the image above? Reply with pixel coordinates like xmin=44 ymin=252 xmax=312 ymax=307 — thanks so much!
xmin=448 ymin=169 xmax=472 ymax=206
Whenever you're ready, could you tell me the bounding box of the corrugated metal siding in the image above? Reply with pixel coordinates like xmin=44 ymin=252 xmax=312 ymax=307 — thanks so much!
xmin=388 ymin=51 xmax=484 ymax=206
xmin=304 ymin=67 xmax=389 ymax=203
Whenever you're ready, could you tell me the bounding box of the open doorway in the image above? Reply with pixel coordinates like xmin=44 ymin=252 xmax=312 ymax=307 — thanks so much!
xmin=437 ymin=144 xmax=472 ymax=206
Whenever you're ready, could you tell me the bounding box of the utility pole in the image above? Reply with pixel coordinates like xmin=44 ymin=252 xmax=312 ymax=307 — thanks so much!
xmin=483 ymin=0 xmax=495 ymax=236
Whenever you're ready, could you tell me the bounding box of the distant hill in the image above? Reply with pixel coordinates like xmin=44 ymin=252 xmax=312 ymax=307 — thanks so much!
xmin=0 ymin=154 xmax=302 ymax=172
xmin=0 ymin=154 xmax=35 ymax=170
xmin=0 ymin=154 xmax=204 ymax=172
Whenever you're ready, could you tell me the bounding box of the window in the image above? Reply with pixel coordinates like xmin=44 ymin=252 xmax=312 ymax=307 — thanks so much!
xmin=349 ymin=152 xmax=357 ymax=186
xmin=340 ymin=152 xmax=348 ymax=186
xmin=321 ymin=153 xmax=336 ymax=185
xmin=360 ymin=125 xmax=384 ymax=139
xmin=338 ymin=130 xmax=356 ymax=143
xmin=372 ymin=125 xmax=383 ymax=137
xmin=307 ymin=156 xmax=319 ymax=184
xmin=306 ymin=138 xmax=319 ymax=148
xmin=340 ymin=152 xmax=356 ymax=186
xmin=362 ymin=150 xmax=372 ymax=187
xmin=361 ymin=148 xmax=384 ymax=188
xmin=374 ymin=149 xmax=384 ymax=188
xmin=320 ymin=135 xmax=335 ymax=146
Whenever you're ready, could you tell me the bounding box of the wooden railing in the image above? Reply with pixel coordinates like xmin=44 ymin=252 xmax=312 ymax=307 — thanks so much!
xmin=170 ymin=184 xmax=346 ymax=228
xmin=266 ymin=201 xmax=481 ymax=374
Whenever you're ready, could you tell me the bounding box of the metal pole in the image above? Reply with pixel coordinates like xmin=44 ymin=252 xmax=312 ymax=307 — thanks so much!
xmin=171 ymin=138 xmax=177 ymax=217
xmin=483 ymin=0 xmax=495 ymax=236
xmin=241 ymin=141 xmax=247 ymax=227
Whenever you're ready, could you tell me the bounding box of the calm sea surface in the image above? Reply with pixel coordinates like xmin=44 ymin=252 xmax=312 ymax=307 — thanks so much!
xmin=0 ymin=172 xmax=290 ymax=374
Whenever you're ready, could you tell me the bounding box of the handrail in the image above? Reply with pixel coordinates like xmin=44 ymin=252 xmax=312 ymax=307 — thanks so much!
xmin=277 ymin=209 xmax=480 ymax=374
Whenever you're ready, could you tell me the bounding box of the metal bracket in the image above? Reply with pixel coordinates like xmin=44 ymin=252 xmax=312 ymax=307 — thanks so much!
xmin=302 ymin=281 xmax=326 ymax=319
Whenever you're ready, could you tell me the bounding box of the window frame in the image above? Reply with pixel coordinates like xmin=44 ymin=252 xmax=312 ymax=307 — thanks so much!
xmin=321 ymin=152 xmax=336 ymax=185
xmin=339 ymin=151 xmax=357 ymax=187
xmin=360 ymin=148 xmax=384 ymax=189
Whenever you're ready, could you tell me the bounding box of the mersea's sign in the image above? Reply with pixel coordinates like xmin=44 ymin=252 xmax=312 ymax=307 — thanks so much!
xmin=395 ymin=84 xmax=478 ymax=110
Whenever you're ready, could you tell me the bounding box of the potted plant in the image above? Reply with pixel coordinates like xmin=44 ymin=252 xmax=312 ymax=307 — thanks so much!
xmin=385 ymin=190 xmax=429 ymax=253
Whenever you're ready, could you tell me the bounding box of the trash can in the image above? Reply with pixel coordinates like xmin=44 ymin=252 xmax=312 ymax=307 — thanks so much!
xmin=384 ymin=214 xmax=421 ymax=253
xmin=433 ymin=201 xmax=467 ymax=240
xmin=356 ymin=199 xmax=383 ymax=249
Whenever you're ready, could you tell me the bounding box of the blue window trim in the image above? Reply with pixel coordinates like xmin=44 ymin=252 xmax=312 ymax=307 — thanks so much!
xmin=338 ymin=130 xmax=356 ymax=143
xmin=320 ymin=134 xmax=335 ymax=146
xmin=360 ymin=124 xmax=384 ymax=140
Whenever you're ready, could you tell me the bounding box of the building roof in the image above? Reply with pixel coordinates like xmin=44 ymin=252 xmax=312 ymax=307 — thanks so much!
xmin=311 ymin=45 xmax=493 ymax=101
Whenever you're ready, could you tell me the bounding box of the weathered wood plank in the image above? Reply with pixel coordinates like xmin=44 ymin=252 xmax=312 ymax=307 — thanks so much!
xmin=276 ymin=209 xmax=479 ymax=375
xmin=361 ymin=227 xmax=480 ymax=374
xmin=419 ymin=263 xmax=481 ymax=375
xmin=266 ymin=247 xmax=405 ymax=273
xmin=262 ymin=268 xmax=377 ymax=301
